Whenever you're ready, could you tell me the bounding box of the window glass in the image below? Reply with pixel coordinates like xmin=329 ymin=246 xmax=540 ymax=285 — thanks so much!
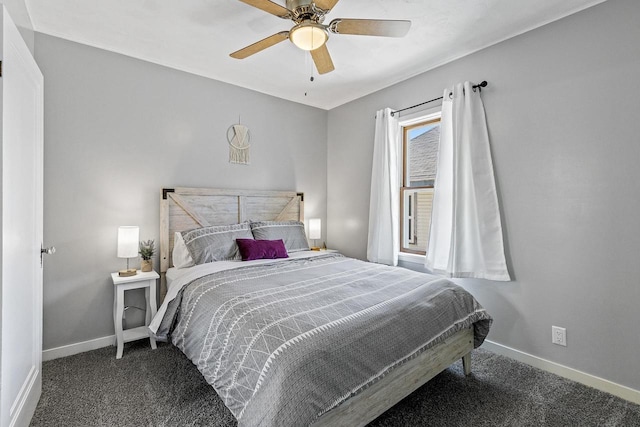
xmin=401 ymin=117 xmax=440 ymax=255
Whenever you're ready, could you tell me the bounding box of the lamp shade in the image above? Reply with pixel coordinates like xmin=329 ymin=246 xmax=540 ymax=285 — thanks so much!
xmin=290 ymin=23 xmax=328 ymax=51
xmin=308 ymin=218 xmax=321 ymax=240
xmin=117 ymin=226 xmax=139 ymax=258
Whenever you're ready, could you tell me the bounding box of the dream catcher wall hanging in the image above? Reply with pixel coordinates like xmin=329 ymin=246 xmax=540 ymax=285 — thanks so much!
xmin=227 ymin=122 xmax=251 ymax=165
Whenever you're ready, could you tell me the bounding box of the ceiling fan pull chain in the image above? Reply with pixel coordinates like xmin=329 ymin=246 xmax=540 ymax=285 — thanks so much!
xmin=304 ymin=52 xmax=314 ymax=96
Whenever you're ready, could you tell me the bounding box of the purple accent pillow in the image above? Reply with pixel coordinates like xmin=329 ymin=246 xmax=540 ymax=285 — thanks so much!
xmin=236 ymin=238 xmax=289 ymax=261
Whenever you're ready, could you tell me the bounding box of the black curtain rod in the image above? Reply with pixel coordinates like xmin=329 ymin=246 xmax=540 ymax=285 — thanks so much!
xmin=390 ymin=81 xmax=488 ymax=117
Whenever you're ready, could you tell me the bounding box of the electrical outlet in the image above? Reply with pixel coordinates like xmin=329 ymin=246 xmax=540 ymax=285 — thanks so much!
xmin=552 ymin=326 xmax=567 ymax=346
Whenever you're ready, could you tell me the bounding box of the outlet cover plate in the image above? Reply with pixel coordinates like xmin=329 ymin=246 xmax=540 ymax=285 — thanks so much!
xmin=552 ymin=326 xmax=567 ymax=346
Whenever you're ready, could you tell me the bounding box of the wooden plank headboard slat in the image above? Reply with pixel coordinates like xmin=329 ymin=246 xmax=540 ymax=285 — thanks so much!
xmin=238 ymin=196 xmax=246 ymax=223
xmin=275 ymin=197 xmax=300 ymax=221
xmin=168 ymin=193 xmax=212 ymax=228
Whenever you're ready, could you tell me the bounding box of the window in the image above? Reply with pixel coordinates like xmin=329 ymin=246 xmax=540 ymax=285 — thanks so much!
xmin=400 ymin=113 xmax=441 ymax=255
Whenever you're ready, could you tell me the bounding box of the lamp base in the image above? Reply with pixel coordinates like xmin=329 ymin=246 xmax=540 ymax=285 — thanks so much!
xmin=118 ymin=268 xmax=137 ymax=277
xmin=310 ymin=247 xmax=321 ymax=251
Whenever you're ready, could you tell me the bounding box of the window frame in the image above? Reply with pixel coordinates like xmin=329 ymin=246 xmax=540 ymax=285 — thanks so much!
xmin=399 ymin=109 xmax=442 ymax=256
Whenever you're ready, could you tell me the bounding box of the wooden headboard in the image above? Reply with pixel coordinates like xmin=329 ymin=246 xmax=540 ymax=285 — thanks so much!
xmin=159 ymin=188 xmax=304 ymax=294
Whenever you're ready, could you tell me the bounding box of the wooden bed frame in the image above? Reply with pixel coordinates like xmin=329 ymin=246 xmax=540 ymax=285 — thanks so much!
xmin=159 ymin=187 xmax=474 ymax=427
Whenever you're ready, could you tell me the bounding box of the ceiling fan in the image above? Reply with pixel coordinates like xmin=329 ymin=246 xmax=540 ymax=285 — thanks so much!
xmin=230 ymin=0 xmax=411 ymax=75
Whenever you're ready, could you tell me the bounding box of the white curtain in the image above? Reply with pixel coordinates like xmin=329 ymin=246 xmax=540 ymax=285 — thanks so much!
xmin=426 ymin=82 xmax=510 ymax=281
xmin=367 ymin=108 xmax=401 ymax=266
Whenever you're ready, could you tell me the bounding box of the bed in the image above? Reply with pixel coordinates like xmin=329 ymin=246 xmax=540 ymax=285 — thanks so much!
xmin=151 ymin=187 xmax=492 ymax=427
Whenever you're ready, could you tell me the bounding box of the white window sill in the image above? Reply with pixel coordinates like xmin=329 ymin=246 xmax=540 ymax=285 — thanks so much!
xmin=398 ymin=252 xmax=426 ymax=265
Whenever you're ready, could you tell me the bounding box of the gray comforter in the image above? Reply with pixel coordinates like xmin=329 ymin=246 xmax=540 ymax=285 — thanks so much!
xmin=159 ymin=253 xmax=492 ymax=426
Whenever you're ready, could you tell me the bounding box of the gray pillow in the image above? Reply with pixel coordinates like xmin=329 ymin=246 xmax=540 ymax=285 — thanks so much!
xmin=250 ymin=220 xmax=310 ymax=253
xmin=181 ymin=222 xmax=253 ymax=264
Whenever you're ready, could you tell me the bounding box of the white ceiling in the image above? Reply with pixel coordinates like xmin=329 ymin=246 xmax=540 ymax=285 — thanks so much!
xmin=24 ymin=0 xmax=606 ymax=110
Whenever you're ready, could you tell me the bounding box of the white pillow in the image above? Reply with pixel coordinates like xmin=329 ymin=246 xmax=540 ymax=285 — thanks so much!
xmin=172 ymin=232 xmax=195 ymax=269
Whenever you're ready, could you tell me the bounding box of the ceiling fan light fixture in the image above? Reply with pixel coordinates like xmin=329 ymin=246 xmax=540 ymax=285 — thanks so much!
xmin=290 ymin=22 xmax=328 ymax=51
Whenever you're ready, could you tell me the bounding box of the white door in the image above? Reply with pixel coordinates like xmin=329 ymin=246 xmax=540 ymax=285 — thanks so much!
xmin=0 ymin=6 xmax=45 ymax=427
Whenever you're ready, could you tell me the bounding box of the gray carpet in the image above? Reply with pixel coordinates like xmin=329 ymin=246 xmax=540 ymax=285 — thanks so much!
xmin=31 ymin=341 xmax=640 ymax=426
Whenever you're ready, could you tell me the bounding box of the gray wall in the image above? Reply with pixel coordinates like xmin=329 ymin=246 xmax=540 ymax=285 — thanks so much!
xmin=327 ymin=0 xmax=640 ymax=391
xmin=35 ymin=34 xmax=327 ymax=350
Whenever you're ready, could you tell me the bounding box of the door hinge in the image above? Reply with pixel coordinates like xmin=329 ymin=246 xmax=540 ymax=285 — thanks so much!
xmin=0 ymin=60 xmax=3 ymax=77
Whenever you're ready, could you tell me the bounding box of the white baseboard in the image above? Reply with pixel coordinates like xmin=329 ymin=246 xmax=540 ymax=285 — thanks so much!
xmin=42 ymin=335 xmax=115 ymax=362
xmin=482 ymin=340 xmax=640 ymax=405
xmin=11 ymin=368 xmax=40 ymax=427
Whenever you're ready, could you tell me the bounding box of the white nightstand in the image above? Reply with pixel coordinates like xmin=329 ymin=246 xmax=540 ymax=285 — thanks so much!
xmin=111 ymin=270 xmax=159 ymax=359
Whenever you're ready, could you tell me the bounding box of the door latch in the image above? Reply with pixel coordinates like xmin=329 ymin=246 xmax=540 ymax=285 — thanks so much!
xmin=41 ymin=245 xmax=56 ymax=266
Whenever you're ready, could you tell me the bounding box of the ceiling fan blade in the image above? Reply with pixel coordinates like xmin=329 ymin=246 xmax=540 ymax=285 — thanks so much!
xmin=230 ymin=31 xmax=290 ymax=59
xmin=238 ymin=0 xmax=291 ymax=19
xmin=329 ymin=19 xmax=411 ymax=37
xmin=310 ymin=44 xmax=335 ymax=75
xmin=314 ymin=0 xmax=340 ymax=12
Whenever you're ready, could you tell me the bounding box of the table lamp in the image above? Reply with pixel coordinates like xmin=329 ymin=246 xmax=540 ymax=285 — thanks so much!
xmin=309 ymin=218 xmax=321 ymax=251
xmin=117 ymin=226 xmax=139 ymax=277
